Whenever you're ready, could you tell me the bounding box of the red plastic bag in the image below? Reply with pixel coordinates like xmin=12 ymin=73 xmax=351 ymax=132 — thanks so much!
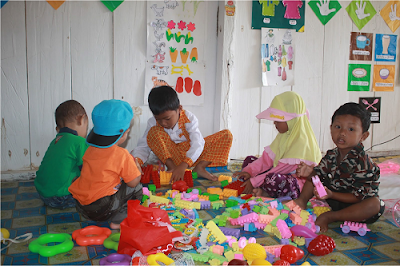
xmin=118 ymin=200 xmax=182 ymax=255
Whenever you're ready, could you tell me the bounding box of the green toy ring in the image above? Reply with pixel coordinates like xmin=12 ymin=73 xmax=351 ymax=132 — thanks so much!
xmin=29 ymin=233 xmax=74 ymax=257
xmin=103 ymin=232 xmax=120 ymax=251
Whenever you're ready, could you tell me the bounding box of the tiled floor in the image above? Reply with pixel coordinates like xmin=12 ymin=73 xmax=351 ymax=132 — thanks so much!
xmin=2 ymin=166 xmax=400 ymax=265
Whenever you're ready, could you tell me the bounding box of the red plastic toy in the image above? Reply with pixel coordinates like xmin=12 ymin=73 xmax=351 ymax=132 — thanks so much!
xmin=141 ymin=165 xmax=153 ymax=184
xmin=183 ymin=170 xmax=194 ymax=187
xmin=273 ymin=260 xmax=290 ymax=266
xmin=280 ymin=245 xmax=304 ymax=264
xmin=172 ymin=180 xmax=189 ymax=192
xmin=307 ymin=234 xmax=335 ymax=256
xmin=72 ymin=226 xmax=111 ymax=246
xmin=224 ymin=180 xmax=245 ymax=195
xmin=228 ymin=259 xmax=249 ymax=265
xmin=151 ymin=171 xmax=161 ymax=188
xmin=340 ymin=221 xmax=370 ymax=236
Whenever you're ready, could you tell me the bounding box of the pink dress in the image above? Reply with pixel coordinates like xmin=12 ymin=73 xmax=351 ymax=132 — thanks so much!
xmin=282 ymin=0 xmax=303 ymax=19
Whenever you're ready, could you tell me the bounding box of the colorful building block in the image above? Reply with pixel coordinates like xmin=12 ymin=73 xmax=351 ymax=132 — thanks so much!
xmin=205 ymin=221 xmax=227 ymax=244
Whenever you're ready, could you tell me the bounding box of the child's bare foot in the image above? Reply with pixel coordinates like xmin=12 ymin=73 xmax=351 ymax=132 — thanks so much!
xmin=294 ymin=198 xmax=307 ymax=210
xmin=110 ymin=222 xmax=120 ymax=230
xmin=315 ymin=212 xmax=334 ymax=233
xmin=253 ymin=188 xmax=269 ymax=197
xmin=193 ymin=166 xmax=218 ymax=181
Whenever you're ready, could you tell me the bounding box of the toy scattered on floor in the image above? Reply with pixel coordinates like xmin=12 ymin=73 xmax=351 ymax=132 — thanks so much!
xmin=340 ymin=221 xmax=370 ymax=236
xmin=103 ymin=232 xmax=121 ymax=251
xmin=279 ymin=245 xmax=304 ymax=264
xmin=307 ymin=234 xmax=335 ymax=256
xmin=1 ymin=228 xmax=32 ymax=252
xmin=147 ymin=252 xmax=175 ymax=265
xmin=99 ymin=253 xmax=131 ymax=265
xmin=72 ymin=225 xmax=111 ymax=246
xmin=28 ymin=233 xmax=74 ymax=257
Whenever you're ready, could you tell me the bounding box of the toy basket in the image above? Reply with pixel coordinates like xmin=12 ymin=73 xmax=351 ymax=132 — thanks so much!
xmin=383 ymin=199 xmax=400 ymax=227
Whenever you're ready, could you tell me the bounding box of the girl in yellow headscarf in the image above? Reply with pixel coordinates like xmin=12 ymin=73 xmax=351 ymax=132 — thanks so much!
xmin=233 ymin=91 xmax=322 ymax=198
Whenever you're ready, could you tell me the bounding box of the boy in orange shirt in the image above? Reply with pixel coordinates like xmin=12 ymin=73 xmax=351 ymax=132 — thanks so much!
xmin=69 ymin=99 xmax=142 ymax=229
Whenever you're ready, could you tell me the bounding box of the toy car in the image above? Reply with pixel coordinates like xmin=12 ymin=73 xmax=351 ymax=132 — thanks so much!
xmin=340 ymin=221 xmax=370 ymax=236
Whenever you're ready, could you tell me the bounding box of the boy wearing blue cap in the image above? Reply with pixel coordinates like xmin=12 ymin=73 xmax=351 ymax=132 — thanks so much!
xmin=69 ymin=99 xmax=142 ymax=229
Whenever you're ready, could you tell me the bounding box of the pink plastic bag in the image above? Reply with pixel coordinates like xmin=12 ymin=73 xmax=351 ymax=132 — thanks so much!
xmin=377 ymin=160 xmax=400 ymax=176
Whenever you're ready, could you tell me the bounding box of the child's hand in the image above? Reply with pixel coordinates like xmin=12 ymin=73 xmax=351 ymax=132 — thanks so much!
xmin=170 ymin=164 xmax=186 ymax=183
xmin=232 ymin=171 xmax=251 ymax=181
xmin=313 ymin=186 xmax=331 ymax=200
xmin=296 ymin=162 xmax=313 ymax=178
xmin=241 ymin=179 xmax=254 ymax=194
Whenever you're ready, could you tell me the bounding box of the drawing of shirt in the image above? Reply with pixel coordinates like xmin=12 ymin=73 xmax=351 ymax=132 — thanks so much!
xmin=282 ymin=0 xmax=303 ymax=19
xmin=259 ymin=0 xmax=280 ymax=16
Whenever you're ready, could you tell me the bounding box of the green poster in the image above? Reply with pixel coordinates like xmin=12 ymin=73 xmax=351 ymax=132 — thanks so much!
xmin=348 ymin=64 xmax=371 ymax=91
xmin=101 ymin=0 xmax=124 ymax=12
xmin=346 ymin=0 xmax=376 ymax=30
xmin=252 ymin=0 xmax=305 ymax=32
xmin=308 ymin=0 xmax=341 ymax=25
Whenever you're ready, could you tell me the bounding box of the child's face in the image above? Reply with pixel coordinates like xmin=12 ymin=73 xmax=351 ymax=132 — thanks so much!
xmin=330 ymin=114 xmax=369 ymax=155
xmin=274 ymin=121 xmax=289 ymax=134
xmin=76 ymin=114 xmax=89 ymax=138
xmin=154 ymin=106 xmax=182 ymax=129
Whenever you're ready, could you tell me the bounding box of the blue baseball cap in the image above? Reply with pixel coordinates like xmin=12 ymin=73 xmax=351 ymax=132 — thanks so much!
xmin=86 ymin=99 xmax=134 ymax=148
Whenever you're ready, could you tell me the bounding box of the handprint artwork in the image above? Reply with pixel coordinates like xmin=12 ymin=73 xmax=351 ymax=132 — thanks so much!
xmin=317 ymin=0 xmax=336 ymax=16
xmin=380 ymin=0 xmax=400 ymax=33
xmin=308 ymin=0 xmax=341 ymax=25
xmin=346 ymin=0 xmax=376 ymax=30
xmin=355 ymin=0 xmax=370 ymax=20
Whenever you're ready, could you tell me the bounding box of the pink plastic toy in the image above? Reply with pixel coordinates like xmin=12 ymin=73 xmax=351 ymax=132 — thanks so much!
xmin=290 ymin=225 xmax=318 ymax=238
xmin=340 ymin=221 xmax=370 ymax=236
xmin=312 ymin=176 xmax=327 ymax=198
xmin=276 ymin=219 xmax=292 ymax=239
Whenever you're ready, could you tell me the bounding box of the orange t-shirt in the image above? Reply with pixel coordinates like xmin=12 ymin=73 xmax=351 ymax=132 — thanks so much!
xmin=69 ymin=145 xmax=141 ymax=206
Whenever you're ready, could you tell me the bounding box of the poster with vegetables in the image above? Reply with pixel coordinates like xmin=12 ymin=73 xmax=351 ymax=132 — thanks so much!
xmin=261 ymin=28 xmax=295 ymax=86
xmin=145 ymin=1 xmax=206 ymax=105
xmin=372 ymin=65 xmax=395 ymax=91
xmin=347 ymin=64 xmax=371 ymax=91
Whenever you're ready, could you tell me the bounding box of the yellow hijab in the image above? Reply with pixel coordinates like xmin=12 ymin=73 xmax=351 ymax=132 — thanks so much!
xmin=267 ymin=91 xmax=322 ymax=167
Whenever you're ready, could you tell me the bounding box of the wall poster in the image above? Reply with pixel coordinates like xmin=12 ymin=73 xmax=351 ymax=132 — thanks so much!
xmin=347 ymin=64 xmax=371 ymax=91
xmin=261 ymin=28 xmax=295 ymax=86
xmin=349 ymin=32 xmax=373 ymax=61
xmin=359 ymin=97 xmax=381 ymax=123
xmin=145 ymin=1 xmax=206 ymax=105
xmin=372 ymin=65 xmax=395 ymax=91
xmin=374 ymin=33 xmax=398 ymax=62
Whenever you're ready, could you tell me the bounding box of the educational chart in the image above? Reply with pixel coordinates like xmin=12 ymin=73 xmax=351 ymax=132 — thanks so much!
xmin=308 ymin=0 xmax=342 ymax=26
xmin=346 ymin=0 xmax=376 ymax=30
xmin=372 ymin=65 xmax=395 ymax=91
xmin=252 ymin=0 xmax=305 ymax=32
xmin=374 ymin=34 xmax=397 ymax=62
xmin=347 ymin=64 xmax=371 ymax=91
xmin=380 ymin=0 xmax=400 ymax=33
xmin=359 ymin=97 xmax=381 ymax=123
xmin=261 ymin=28 xmax=295 ymax=86
xmin=145 ymin=0 xmax=206 ymax=105
xmin=349 ymin=32 xmax=373 ymax=61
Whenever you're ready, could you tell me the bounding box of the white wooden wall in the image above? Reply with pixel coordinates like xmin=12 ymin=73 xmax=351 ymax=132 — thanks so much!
xmin=1 ymin=0 xmax=400 ymax=172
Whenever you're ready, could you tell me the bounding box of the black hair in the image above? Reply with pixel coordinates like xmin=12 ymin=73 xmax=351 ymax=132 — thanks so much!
xmin=331 ymin=102 xmax=371 ymax=132
xmin=148 ymin=86 xmax=180 ymax=115
xmin=55 ymin=100 xmax=86 ymax=128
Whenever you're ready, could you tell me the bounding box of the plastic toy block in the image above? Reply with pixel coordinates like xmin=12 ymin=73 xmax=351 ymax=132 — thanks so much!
xmin=211 ymin=201 xmax=224 ymax=210
xmin=222 ymin=188 xmax=238 ymax=197
xmin=281 ymin=238 xmax=290 ymax=245
xmin=230 ymin=212 xmax=258 ymax=226
xmin=270 ymin=200 xmax=278 ymax=209
xmin=207 ymin=194 xmax=218 ymax=202
xmin=268 ymin=207 xmax=280 ymax=216
xmin=148 ymin=184 xmax=156 ymax=194
xmin=340 ymin=221 xmax=370 ymax=236
xmin=149 ymin=195 xmax=170 ymax=205
xmin=218 ymin=215 xmax=228 ymax=227
xmin=300 ymin=210 xmax=310 ymax=225
xmin=160 ymin=171 xmax=172 ymax=185
xmin=244 ymin=222 xmax=257 ymax=232
xmin=184 ymin=170 xmax=194 ymax=187
xmin=212 ymin=245 xmax=224 ymax=255
xmin=276 ymin=219 xmax=292 ymax=239
xmin=224 ymin=180 xmax=245 ymax=196
xmin=198 ymin=227 xmax=209 ymax=246
xmin=264 ymin=224 xmax=272 ymax=233
xmin=189 ymin=253 xmax=210 ymax=262
xmin=272 ymin=226 xmax=282 ymax=239
xmin=260 ymin=207 xmax=270 ymax=215
xmin=142 ymin=195 xmax=149 ymax=202
xmin=182 ymin=192 xmax=198 ymax=201
xmin=207 ymin=188 xmax=223 ymax=194
xmin=225 ymin=199 xmax=238 ymax=207
xmin=224 ymin=250 xmax=235 ymax=261
xmin=221 ymin=180 xmax=229 ymax=188
xmin=241 ymin=194 xmax=253 ymax=200
xmin=218 ymin=175 xmax=232 ymax=183
xmin=254 ymin=222 xmax=266 ymax=230
xmin=312 ymin=175 xmax=327 ymax=198
xmin=281 ymin=209 xmax=289 ymax=214
xmin=205 ymin=221 xmax=227 ymax=244
xmin=293 ymin=236 xmax=306 ymax=246
xmin=219 ymin=227 xmax=240 ymax=239
xmin=141 ymin=165 xmax=153 ymax=184
xmin=193 ymin=202 xmax=201 ymax=209
xmin=284 ymin=200 xmax=296 ymax=210
xmin=174 ymin=199 xmax=195 ymax=209
xmin=313 ymin=206 xmax=331 ymax=216
xmin=200 ymin=201 xmax=211 ymax=209
xmin=305 ymin=237 xmax=313 ymax=248
xmin=258 ymin=214 xmax=276 ymax=224
xmin=264 ymin=245 xmax=283 ymax=258
xmin=277 ymin=195 xmax=292 ymax=202
xmin=203 ymin=251 xmax=228 ymax=263
xmin=290 ymin=212 xmax=302 ymax=225
xmin=271 ymin=213 xmax=289 ymax=226
xmin=143 ymin=187 xmax=150 ymax=197
xmin=252 ymin=205 xmax=261 ymax=213
xmin=208 ymin=259 xmax=222 ymax=265
xmin=276 ymin=201 xmax=284 ymax=210
xmin=231 ymin=242 xmax=240 ymax=251
xmin=192 ymin=172 xmax=198 ymax=179
xmin=151 ymin=171 xmax=161 ymax=188
xmin=228 ymin=196 xmax=246 ymax=204
xmin=241 ymin=208 xmax=249 ymax=216
xmin=234 ymin=253 xmax=244 ymax=260
xmin=230 ymin=210 xmax=240 ymax=218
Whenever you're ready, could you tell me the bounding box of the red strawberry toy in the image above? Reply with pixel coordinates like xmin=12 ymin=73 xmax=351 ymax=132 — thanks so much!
xmin=308 ymin=234 xmax=336 ymax=256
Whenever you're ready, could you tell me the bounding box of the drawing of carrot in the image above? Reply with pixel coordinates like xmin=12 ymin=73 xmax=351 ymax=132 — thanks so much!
xmin=190 ymin=47 xmax=198 ymax=63
xmin=180 ymin=48 xmax=189 ymax=64
xmin=185 ymin=32 xmax=194 ymax=44
xmin=170 ymin=47 xmax=178 ymax=63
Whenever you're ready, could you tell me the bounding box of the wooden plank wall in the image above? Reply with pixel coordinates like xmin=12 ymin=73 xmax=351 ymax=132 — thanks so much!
xmin=1 ymin=1 xmax=399 ymax=172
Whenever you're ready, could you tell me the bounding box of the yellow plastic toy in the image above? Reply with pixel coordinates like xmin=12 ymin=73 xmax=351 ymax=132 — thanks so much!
xmin=242 ymin=243 xmax=266 ymax=262
xmin=1 ymin=228 xmax=10 ymax=240
xmin=252 ymin=258 xmax=272 ymax=266
xmin=147 ymin=253 xmax=175 ymax=266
